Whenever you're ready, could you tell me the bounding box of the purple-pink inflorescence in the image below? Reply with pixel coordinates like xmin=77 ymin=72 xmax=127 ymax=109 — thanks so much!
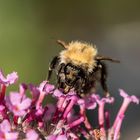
xmin=0 ymin=70 xmax=139 ymax=140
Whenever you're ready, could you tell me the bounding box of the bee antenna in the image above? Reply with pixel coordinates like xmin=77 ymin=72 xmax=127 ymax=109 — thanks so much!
xmin=95 ymin=56 xmax=120 ymax=63
xmin=57 ymin=40 xmax=68 ymax=49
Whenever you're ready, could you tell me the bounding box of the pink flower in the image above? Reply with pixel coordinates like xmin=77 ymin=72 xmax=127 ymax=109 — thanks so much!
xmin=38 ymin=81 xmax=55 ymax=94
xmin=94 ymin=95 xmax=114 ymax=139
xmin=113 ymin=89 xmax=139 ymax=129
xmin=47 ymin=134 xmax=67 ymax=140
xmin=46 ymin=134 xmax=67 ymax=140
xmin=0 ymin=69 xmax=139 ymax=140
xmin=53 ymin=89 xmax=76 ymax=98
xmin=6 ymin=92 xmax=31 ymax=116
xmin=56 ymin=134 xmax=67 ymax=140
xmin=0 ymin=70 xmax=18 ymax=102
xmin=0 ymin=70 xmax=18 ymax=86
xmin=19 ymin=83 xmax=28 ymax=96
xmin=46 ymin=135 xmax=56 ymax=140
xmin=62 ymin=95 xmax=78 ymax=119
xmin=29 ymin=84 xmax=40 ymax=105
xmin=112 ymin=89 xmax=139 ymax=140
xmin=36 ymin=81 xmax=55 ymax=109
xmin=53 ymin=89 xmax=63 ymax=97
xmin=77 ymin=93 xmax=97 ymax=110
xmin=0 ymin=119 xmax=18 ymax=140
xmin=25 ymin=129 xmax=39 ymax=140
xmin=0 ymin=105 xmax=7 ymax=120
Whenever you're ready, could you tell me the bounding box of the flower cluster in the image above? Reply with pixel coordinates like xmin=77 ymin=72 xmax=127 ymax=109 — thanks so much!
xmin=0 ymin=70 xmax=139 ymax=140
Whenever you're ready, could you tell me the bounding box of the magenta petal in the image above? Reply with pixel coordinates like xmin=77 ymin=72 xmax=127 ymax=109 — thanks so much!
xmin=45 ymin=84 xmax=55 ymax=93
xmin=84 ymin=96 xmax=97 ymax=110
xmin=77 ymin=99 xmax=85 ymax=105
xmin=6 ymin=72 xmax=18 ymax=85
xmin=4 ymin=132 xmax=19 ymax=140
xmin=119 ymin=89 xmax=128 ymax=98
xmin=26 ymin=130 xmax=38 ymax=140
xmin=131 ymin=95 xmax=139 ymax=104
xmin=0 ymin=70 xmax=6 ymax=82
xmin=86 ymin=101 xmax=97 ymax=110
xmin=5 ymin=96 xmax=12 ymax=111
xmin=0 ymin=105 xmax=5 ymax=111
xmin=6 ymin=92 xmax=32 ymax=116
xmin=0 ymin=70 xmax=8 ymax=85
xmin=53 ymin=89 xmax=63 ymax=97
xmin=0 ymin=70 xmax=18 ymax=86
xmin=113 ymin=115 xmax=125 ymax=140
xmin=39 ymin=81 xmax=55 ymax=93
xmin=9 ymin=92 xmax=21 ymax=105
xmin=19 ymin=98 xmax=32 ymax=110
xmin=119 ymin=89 xmax=139 ymax=104
xmin=35 ymin=107 xmax=44 ymax=116
xmin=102 ymin=97 xmax=114 ymax=104
xmin=19 ymin=83 xmax=28 ymax=96
xmin=38 ymin=81 xmax=48 ymax=92
xmin=56 ymin=134 xmax=67 ymax=140
xmin=77 ymin=98 xmax=96 ymax=110
xmin=0 ymin=120 xmax=11 ymax=132
xmin=46 ymin=135 xmax=57 ymax=140
xmin=67 ymin=91 xmax=76 ymax=96
xmin=91 ymin=94 xmax=100 ymax=101
xmin=14 ymin=110 xmax=26 ymax=116
xmin=29 ymin=84 xmax=40 ymax=102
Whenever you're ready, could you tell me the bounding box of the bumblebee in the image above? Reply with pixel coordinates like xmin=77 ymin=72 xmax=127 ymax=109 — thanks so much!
xmin=47 ymin=40 xmax=120 ymax=97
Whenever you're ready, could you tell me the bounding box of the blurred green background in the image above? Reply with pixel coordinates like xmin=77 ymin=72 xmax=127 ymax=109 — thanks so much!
xmin=0 ymin=0 xmax=139 ymax=139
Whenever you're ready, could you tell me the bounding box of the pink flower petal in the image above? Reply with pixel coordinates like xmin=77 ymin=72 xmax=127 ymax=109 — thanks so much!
xmin=45 ymin=83 xmax=55 ymax=93
xmin=0 ymin=105 xmax=5 ymax=111
xmin=19 ymin=83 xmax=28 ymax=96
xmin=53 ymin=89 xmax=63 ymax=97
xmin=67 ymin=91 xmax=76 ymax=96
xmin=77 ymin=99 xmax=85 ymax=105
xmin=5 ymin=132 xmax=18 ymax=140
xmin=119 ymin=89 xmax=139 ymax=104
xmin=56 ymin=134 xmax=67 ymax=140
xmin=86 ymin=101 xmax=97 ymax=110
xmin=9 ymin=92 xmax=21 ymax=105
xmin=0 ymin=70 xmax=18 ymax=86
xmin=35 ymin=107 xmax=44 ymax=116
xmin=119 ymin=89 xmax=128 ymax=98
xmin=26 ymin=130 xmax=38 ymax=140
xmin=102 ymin=97 xmax=114 ymax=104
xmin=29 ymin=84 xmax=40 ymax=105
xmin=18 ymin=98 xmax=32 ymax=110
xmin=13 ymin=110 xmax=26 ymax=116
xmin=38 ymin=81 xmax=48 ymax=92
xmin=131 ymin=95 xmax=139 ymax=104
xmin=6 ymin=72 xmax=18 ymax=85
xmin=84 ymin=95 xmax=97 ymax=110
xmin=46 ymin=135 xmax=57 ymax=140
xmin=0 ymin=120 xmax=11 ymax=132
xmin=39 ymin=81 xmax=55 ymax=93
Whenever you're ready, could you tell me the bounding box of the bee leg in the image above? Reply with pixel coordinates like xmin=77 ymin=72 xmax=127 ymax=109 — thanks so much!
xmin=56 ymin=63 xmax=65 ymax=88
xmin=100 ymin=63 xmax=110 ymax=97
xmin=47 ymin=56 xmax=59 ymax=81
xmin=74 ymin=79 xmax=84 ymax=97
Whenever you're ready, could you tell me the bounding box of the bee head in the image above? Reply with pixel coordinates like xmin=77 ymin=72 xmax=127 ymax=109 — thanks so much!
xmin=57 ymin=40 xmax=98 ymax=72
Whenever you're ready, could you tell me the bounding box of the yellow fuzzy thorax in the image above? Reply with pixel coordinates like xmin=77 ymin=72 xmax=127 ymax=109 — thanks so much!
xmin=60 ymin=41 xmax=98 ymax=72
